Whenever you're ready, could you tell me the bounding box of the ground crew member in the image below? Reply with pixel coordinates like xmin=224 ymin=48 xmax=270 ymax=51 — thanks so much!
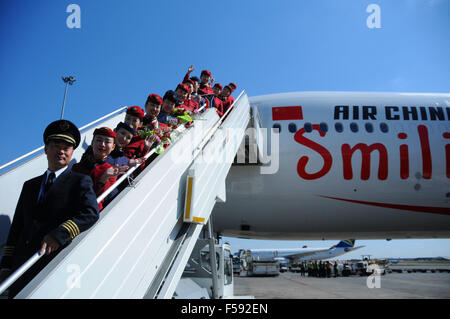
xmin=334 ymin=261 xmax=339 ymax=277
xmin=0 ymin=120 xmax=99 ymax=298
xmin=300 ymin=262 xmax=305 ymax=277
xmin=326 ymin=261 xmax=332 ymax=278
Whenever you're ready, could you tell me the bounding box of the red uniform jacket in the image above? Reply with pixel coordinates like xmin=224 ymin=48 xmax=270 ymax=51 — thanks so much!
xmin=212 ymin=97 xmax=224 ymax=117
xmin=183 ymin=70 xmax=192 ymax=83
xmin=72 ymin=160 xmax=117 ymax=211
xmin=222 ymin=96 xmax=235 ymax=114
xmin=125 ymin=135 xmax=148 ymax=160
xmin=198 ymin=84 xmax=214 ymax=95
xmin=181 ymin=98 xmax=199 ymax=112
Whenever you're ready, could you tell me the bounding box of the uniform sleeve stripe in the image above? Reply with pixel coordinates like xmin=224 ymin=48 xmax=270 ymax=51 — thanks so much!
xmin=67 ymin=220 xmax=80 ymax=236
xmin=61 ymin=220 xmax=80 ymax=239
xmin=61 ymin=223 xmax=76 ymax=239
xmin=63 ymin=221 xmax=76 ymax=236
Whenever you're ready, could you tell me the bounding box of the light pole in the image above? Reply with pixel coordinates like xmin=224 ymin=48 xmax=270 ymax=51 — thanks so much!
xmin=60 ymin=76 xmax=76 ymax=119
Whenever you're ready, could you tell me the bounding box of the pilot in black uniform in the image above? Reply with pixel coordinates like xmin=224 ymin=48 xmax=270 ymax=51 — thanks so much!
xmin=0 ymin=120 xmax=99 ymax=297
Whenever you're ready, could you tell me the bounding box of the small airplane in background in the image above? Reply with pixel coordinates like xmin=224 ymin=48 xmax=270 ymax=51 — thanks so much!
xmin=240 ymin=239 xmax=365 ymax=263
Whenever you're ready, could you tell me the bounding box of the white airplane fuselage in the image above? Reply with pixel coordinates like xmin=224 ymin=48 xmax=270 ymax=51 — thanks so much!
xmin=244 ymin=247 xmax=356 ymax=262
xmin=212 ymin=92 xmax=450 ymax=240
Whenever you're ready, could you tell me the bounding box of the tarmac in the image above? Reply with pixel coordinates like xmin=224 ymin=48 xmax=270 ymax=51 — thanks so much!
xmin=233 ymin=267 xmax=450 ymax=299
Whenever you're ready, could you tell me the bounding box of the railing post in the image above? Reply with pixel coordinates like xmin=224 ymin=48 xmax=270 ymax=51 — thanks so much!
xmin=60 ymin=76 xmax=76 ymax=120
xmin=207 ymin=218 xmax=219 ymax=299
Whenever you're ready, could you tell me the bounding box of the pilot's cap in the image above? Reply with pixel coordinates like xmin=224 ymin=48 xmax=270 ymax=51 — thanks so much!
xmin=43 ymin=120 xmax=81 ymax=149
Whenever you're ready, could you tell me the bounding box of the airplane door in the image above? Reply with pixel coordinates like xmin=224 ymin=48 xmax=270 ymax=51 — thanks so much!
xmin=252 ymin=106 xmax=265 ymax=163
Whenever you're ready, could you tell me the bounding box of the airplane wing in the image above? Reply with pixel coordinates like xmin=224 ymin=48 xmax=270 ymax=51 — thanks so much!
xmin=344 ymin=245 xmax=365 ymax=252
xmin=284 ymin=248 xmax=331 ymax=260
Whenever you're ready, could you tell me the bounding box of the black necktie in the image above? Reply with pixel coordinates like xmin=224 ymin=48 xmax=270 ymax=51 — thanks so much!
xmin=40 ymin=172 xmax=55 ymax=204
xmin=45 ymin=172 xmax=55 ymax=194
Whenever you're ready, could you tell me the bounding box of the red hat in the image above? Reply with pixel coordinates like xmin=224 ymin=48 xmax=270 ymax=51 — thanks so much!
xmin=183 ymin=78 xmax=195 ymax=86
xmin=201 ymin=70 xmax=212 ymax=77
xmin=228 ymin=82 xmax=237 ymax=91
xmin=176 ymin=83 xmax=191 ymax=94
xmin=94 ymin=127 xmax=116 ymax=138
xmin=126 ymin=106 xmax=145 ymax=118
xmin=147 ymin=93 xmax=163 ymax=105
xmin=213 ymin=83 xmax=223 ymax=90
xmin=224 ymin=85 xmax=233 ymax=92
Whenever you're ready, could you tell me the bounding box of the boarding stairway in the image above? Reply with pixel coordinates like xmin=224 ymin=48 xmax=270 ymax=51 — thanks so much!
xmin=0 ymin=91 xmax=251 ymax=298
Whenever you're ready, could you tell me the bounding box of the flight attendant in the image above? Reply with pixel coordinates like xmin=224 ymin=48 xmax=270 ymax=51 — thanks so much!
xmin=72 ymin=127 xmax=125 ymax=211
xmin=198 ymin=70 xmax=215 ymax=95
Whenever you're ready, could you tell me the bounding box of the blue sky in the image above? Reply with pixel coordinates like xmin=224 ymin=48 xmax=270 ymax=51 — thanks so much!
xmin=0 ymin=0 xmax=449 ymax=258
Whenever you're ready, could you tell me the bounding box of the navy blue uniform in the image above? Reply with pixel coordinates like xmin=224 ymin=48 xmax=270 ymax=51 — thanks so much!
xmin=157 ymin=111 xmax=178 ymax=125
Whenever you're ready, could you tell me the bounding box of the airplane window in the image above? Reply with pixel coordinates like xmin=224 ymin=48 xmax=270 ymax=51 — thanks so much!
xmin=365 ymin=123 xmax=374 ymax=133
xmin=288 ymin=123 xmax=297 ymax=133
xmin=304 ymin=122 xmax=313 ymax=133
xmin=380 ymin=122 xmax=389 ymax=133
xmin=335 ymin=122 xmax=343 ymax=133
xmin=319 ymin=122 xmax=328 ymax=133
xmin=272 ymin=123 xmax=281 ymax=133
xmin=350 ymin=122 xmax=358 ymax=133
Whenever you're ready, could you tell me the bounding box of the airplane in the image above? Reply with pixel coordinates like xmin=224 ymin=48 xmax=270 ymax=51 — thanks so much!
xmin=212 ymin=91 xmax=450 ymax=240
xmin=239 ymin=239 xmax=364 ymax=262
xmin=0 ymin=90 xmax=449 ymax=298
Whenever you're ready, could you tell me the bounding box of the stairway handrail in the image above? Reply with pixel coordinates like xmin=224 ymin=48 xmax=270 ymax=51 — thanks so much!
xmin=193 ymin=90 xmax=245 ymax=160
